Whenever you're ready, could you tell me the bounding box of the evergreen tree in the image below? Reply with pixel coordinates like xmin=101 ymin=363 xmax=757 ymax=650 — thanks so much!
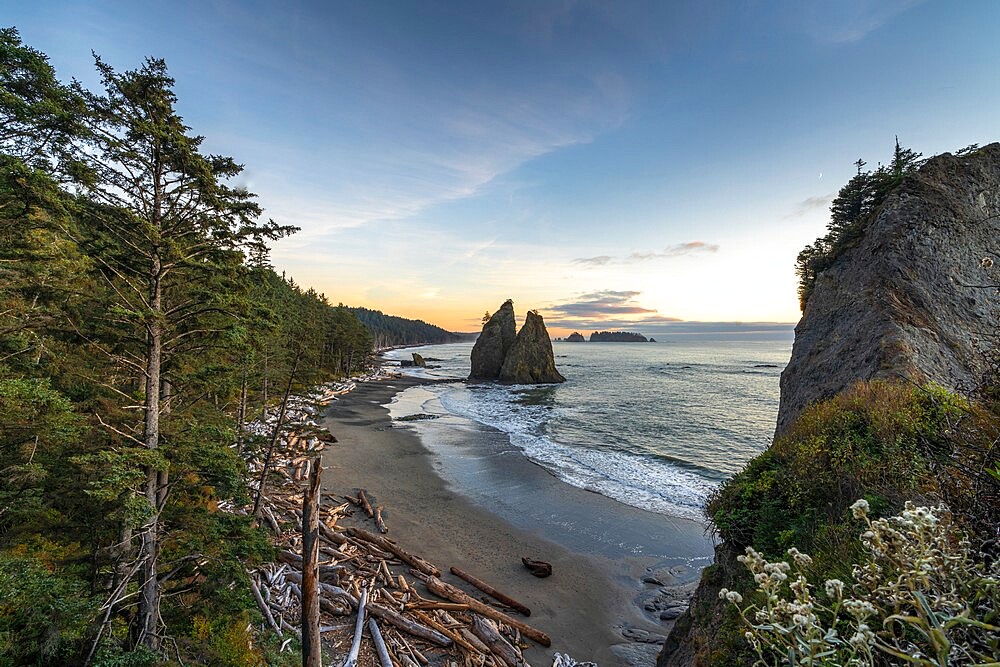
xmin=70 ymin=55 xmax=285 ymax=650
xmin=796 ymin=140 xmax=924 ymax=310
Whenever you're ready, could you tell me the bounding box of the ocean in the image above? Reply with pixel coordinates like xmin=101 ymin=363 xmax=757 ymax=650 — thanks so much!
xmin=383 ymin=337 xmax=791 ymax=523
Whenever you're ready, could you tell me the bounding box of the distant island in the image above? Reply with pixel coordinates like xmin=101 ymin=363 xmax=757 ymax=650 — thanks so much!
xmin=565 ymin=332 xmax=586 ymax=342
xmin=589 ymin=331 xmax=650 ymax=342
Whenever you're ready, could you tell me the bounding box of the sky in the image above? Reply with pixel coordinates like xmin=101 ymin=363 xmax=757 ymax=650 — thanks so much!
xmin=6 ymin=1 xmax=999 ymax=335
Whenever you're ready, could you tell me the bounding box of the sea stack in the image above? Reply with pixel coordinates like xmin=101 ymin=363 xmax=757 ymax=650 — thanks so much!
xmin=775 ymin=143 xmax=1000 ymax=435
xmin=469 ymin=299 xmax=516 ymax=379
xmin=499 ymin=311 xmax=566 ymax=384
xmin=469 ymin=301 xmax=564 ymax=383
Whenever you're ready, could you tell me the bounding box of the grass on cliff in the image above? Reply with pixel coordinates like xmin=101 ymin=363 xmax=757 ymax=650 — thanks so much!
xmin=689 ymin=380 xmax=999 ymax=665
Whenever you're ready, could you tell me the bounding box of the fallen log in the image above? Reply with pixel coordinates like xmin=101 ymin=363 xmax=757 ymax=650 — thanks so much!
xmin=343 ymin=587 xmax=368 ymax=667
xmin=450 ymin=566 xmax=531 ymax=616
xmin=471 ymin=616 xmax=528 ymax=667
xmin=347 ymin=527 xmax=441 ymax=577
xmin=357 ymin=489 xmax=375 ymax=518
xmin=367 ymin=602 xmax=453 ymax=647
xmin=412 ymin=609 xmax=480 ymax=654
xmin=439 ymin=610 xmax=491 ymax=654
xmin=425 ymin=576 xmax=550 ymax=647
xmin=249 ymin=576 xmax=282 ymax=637
xmin=318 ymin=521 xmax=349 ymax=546
xmin=368 ymin=618 xmax=393 ymax=667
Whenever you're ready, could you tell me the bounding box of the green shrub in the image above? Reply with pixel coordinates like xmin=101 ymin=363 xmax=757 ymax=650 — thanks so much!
xmin=0 ymin=550 xmax=97 ymax=666
xmin=709 ymin=381 xmax=965 ymax=559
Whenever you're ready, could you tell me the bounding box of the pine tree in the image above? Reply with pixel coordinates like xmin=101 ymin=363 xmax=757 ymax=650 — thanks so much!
xmin=70 ymin=55 xmax=285 ymax=650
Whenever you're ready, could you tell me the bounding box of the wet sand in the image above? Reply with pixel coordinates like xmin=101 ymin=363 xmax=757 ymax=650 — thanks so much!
xmin=320 ymin=376 xmax=714 ymax=666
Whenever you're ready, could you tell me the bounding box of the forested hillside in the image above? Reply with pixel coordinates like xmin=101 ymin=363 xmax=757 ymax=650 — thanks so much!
xmin=1 ymin=29 xmax=370 ymax=664
xmin=348 ymin=306 xmax=462 ymax=348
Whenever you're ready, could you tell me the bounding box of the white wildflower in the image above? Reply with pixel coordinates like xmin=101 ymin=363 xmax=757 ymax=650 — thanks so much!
xmin=824 ymin=579 xmax=844 ymax=599
xmin=850 ymin=498 xmax=870 ymax=519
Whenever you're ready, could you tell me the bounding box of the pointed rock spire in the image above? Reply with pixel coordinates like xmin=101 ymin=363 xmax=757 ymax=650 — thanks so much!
xmin=499 ymin=310 xmax=565 ymax=384
xmin=469 ymin=300 xmax=516 ymax=380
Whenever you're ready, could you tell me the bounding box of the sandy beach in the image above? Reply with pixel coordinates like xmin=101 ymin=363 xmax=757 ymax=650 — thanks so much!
xmin=320 ymin=375 xmax=715 ymax=666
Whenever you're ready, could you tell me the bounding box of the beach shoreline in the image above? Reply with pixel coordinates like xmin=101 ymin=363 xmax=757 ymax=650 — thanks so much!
xmin=319 ymin=373 xmax=715 ymax=665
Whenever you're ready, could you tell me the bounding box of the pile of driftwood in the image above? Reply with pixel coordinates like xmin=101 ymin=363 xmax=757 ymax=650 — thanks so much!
xmin=235 ymin=376 xmax=552 ymax=666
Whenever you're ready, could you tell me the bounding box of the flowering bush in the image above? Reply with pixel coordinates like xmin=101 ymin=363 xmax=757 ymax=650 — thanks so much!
xmin=722 ymin=500 xmax=999 ymax=666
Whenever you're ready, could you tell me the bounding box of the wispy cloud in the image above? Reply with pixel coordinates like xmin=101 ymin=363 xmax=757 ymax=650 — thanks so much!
xmin=796 ymin=0 xmax=924 ymax=44
xmin=571 ymin=255 xmax=613 ymax=267
xmin=543 ymin=289 xmax=680 ymax=330
xmin=783 ymin=193 xmax=834 ymax=219
xmin=572 ymin=241 xmax=718 ymax=268
xmin=628 ymin=241 xmax=719 ymax=261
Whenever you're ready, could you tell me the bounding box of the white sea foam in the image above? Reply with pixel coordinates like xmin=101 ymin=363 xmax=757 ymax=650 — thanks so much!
xmin=385 ymin=340 xmax=786 ymax=523
xmin=437 ymin=383 xmax=717 ymax=521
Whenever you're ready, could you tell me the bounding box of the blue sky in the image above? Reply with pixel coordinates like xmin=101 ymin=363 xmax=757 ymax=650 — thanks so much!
xmin=6 ymin=1 xmax=999 ymax=333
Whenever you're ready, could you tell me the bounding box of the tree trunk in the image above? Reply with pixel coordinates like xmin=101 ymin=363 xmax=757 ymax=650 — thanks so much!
xmin=261 ymin=352 xmax=269 ymax=420
xmin=301 ymin=459 xmax=322 ymax=667
xmin=236 ymin=372 xmax=248 ymax=454
xmin=252 ymin=349 xmax=301 ymax=518
xmin=137 ymin=269 xmax=162 ymax=651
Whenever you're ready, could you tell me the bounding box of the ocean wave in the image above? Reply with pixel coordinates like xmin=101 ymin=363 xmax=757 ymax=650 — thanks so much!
xmin=437 ymin=384 xmax=716 ymax=521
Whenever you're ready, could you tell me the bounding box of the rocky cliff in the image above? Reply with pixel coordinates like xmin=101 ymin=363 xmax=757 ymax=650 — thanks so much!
xmin=499 ymin=311 xmax=566 ymax=384
xmin=659 ymin=143 xmax=1000 ymax=666
xmin=470 ymin=302 xmax=564 ymax=383
xmin=469 ymin=300 xmax=516 ymax=379
xmin=776 ymin=143 xmax=1000 ymax=434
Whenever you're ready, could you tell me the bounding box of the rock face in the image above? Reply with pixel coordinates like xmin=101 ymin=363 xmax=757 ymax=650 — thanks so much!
xmin=469 ymin=302 xmax=564 ymax=383
xmin=411 ymin=353 xmax=426 ymax=367
xmin=469 ymin=300 xmax=516 ymax=380
xmin=499 ymin=311 xmax=565 ymax=384
xmin=659 ymin=144 xmax=1000 ymax=667
xmin=565 ymin=332 xmax=586 ymax=342
xmin=776 ymin=143 xmax=1000 ymax=435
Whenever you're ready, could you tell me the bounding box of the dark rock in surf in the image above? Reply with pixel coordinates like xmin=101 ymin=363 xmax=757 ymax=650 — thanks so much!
xmin=521 ymin=557 xmax=552 ymax=578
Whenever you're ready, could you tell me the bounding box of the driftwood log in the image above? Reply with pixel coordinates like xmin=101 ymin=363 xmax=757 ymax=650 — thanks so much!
xmin=348 ymin=527 xmax=441 ymax=577
xmin=357 ymin=488 xmax=375 ymax=518
xmin=369 ymin=617 xmax=393 ymax=667
xmin=425 ymin=576 xmax=551 ymax=647
xmin=471 ymin=616 xmax=529 ymax=667
xmin=367 ymin=602 xmax=453 ymax=647
xmin=344 ymin=587 xmax=368 ymax=667
xmin=450 ymin=566 xmax=531 ymax=616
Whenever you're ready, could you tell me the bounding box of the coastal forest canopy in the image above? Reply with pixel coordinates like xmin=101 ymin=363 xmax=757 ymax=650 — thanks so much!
xmin=0 ymin=28 xmax=382 ymax=665
xmin=348 ymin=306 xmax=463 ymax=348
